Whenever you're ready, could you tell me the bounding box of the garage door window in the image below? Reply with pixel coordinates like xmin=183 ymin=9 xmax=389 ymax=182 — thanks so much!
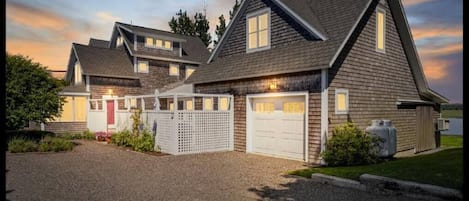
xmin=255 ymin=102 xmax=275 ymax=113
xmin=283 ymin=102 xmax=304 ymax=113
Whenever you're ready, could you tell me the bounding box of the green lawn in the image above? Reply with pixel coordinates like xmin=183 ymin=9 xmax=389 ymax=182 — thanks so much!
xmin=442 ymin=109 xmax=463 ymax=118
xmin=441 ymin=135 xmax=463 ymax=148
xmin=290 ymin=146 xmax=462 ymax=190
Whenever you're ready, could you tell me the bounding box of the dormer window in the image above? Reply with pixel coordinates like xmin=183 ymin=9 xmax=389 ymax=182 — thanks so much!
xmin=145 ymin=37 xmax=172 ymax=50
xmin=74 ymin=61 xmax=82 ymax=85
xmin=116 ymin=36 xmax=123 ymax=47
xmin=247 ymin=8 xmax=271 ymax=53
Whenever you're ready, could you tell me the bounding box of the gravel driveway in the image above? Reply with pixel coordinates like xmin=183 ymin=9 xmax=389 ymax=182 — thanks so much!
xmin=6 ymin=140 xmax=429 ymax=201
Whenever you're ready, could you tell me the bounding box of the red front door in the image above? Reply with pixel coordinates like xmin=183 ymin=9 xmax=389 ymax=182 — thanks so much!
xmin=107 ymin=100 xmax=115 ymax=125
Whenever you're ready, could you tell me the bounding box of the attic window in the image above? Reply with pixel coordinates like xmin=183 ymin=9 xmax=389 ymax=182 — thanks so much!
xmin=246 ymin=8 xmax=271 ymax=52
xmin=116 ymin=36 xmax=123 ymax=47
xmin=74 ymin=62 xmax=82 ymax=85
xmin=376 ymin=8 xmax=386 ymax=52
xmin=146 ymin=37 xmax=172 ymax=50
xmin=145 ymin=37 xmax=154 ymax=47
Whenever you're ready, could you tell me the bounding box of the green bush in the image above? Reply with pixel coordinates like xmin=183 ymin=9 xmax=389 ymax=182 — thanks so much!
xmin=111 ymin=130 xmax=134 ymax=147
xmin=81 ymin=130 xmax=95 ymax=140
xmin=6 ymin=130 xmax=55 ymax=142
xmin=132 ymin=130 xmax=155 ymax=152
xmin=321 ymin=122 xmax=381 ymax=166
xmin=38 ymin=137 xmax=74 ymax=152
xmin=8 ymin=137 xmax=38 ymax=153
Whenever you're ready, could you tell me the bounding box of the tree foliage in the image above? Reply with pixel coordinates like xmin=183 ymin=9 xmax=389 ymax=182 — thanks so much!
xmin=214 ymin=14 xmax=227 ymax=45
xmin=229 ymin=0 xmax=242 ymax=20
xmin=168 ymin=9 xmax=211 ymax=47
xmin=6 ymin=53 xmax=65 ymax=130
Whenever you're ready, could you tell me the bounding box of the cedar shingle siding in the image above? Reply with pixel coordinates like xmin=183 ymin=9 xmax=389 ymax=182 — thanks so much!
xmin=327 ymin=1 xmax=422 ymax=151
xmin=218 ymin=0 xmax=314 ymax=58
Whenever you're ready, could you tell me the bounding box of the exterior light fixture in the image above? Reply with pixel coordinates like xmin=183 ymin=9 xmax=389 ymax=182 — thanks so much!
xmin=108 ymin=89 xmax=114 ymax=96
xmin=269 ymin=80 xmax=278 ymax=90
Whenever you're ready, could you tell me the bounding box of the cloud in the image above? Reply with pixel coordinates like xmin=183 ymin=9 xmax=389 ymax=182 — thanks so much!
xmin=410 ymin=26 xmax=462 ymax=41
xmin=6 ymin=1 xmax=69 ymax=31
xmin=401 ymin=0 xmax=435 ymax=7
xmin=421 ymin=59 xmax=451 ymax=80
xmin=96 ymin=12 xmax=122 ymax=23
xmin=418 ymin=43 xmax=462 ymax=58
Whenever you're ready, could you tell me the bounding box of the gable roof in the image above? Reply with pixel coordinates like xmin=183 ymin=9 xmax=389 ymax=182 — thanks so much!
xmin=113 ymin=22 xmax=211 ymax=65
xmin=88 ymin=38 xmax=110 ymax=48
xmin=70 ymin=43 xmax=138 ymax=79
xmin=187 ymin=0 xmax=447 ymax=104
xmin=189 ymin=0 xmax=370 ymax=84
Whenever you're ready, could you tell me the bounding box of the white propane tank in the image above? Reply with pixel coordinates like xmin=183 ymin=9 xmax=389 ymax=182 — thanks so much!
xmin=383 ymin=120 xmax=397 ymax=157
xmin=365 ymin=120 xmax=392 ymax=157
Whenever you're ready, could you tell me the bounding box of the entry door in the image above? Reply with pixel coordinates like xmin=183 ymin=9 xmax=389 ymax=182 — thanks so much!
xmin=415 ymin=106 xmax=436 ymax=152
xmin=250 ymin=96 xmax=305 ymax=160
xmin=107 ymin=100 xmax=115 ymax=125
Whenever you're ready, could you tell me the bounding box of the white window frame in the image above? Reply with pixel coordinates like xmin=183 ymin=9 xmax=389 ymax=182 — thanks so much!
xmin=203 ymin=97 xmax=213 ymax=111
xmin=185 ymin=66 xmax=196 ymax=79
xmin=218 ymin=97 xmax=229 ymax=111
xmin=169 ymin=64 xmax=179 ymax=76
xmin=335 ymin=89 xmax=349 ymax=115
xmin=137 ymin=60 xmax=149 ymax=73
xmin=74 ymin=61 xmax=82 ymax=85
xmin=376 ymin=8 xmax=386 ymax=53
xmin=246 ymin=8 xmax=271 ymax=53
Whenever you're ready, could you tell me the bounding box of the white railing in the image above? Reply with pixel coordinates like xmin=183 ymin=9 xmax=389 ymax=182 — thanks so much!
xmin=87 ymin=93 xmax=234 ymax=155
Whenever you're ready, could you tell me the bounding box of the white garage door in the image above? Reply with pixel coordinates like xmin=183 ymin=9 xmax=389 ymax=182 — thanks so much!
xmin=250 ymin=96 xmax=306 ymax=161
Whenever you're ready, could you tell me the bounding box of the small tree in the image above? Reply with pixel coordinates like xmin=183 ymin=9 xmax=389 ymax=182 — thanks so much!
xmin=6 ymin=53 xmax=65 ymax=130
xmin=130 ymin=109 xmax=142 ymax=136
xmin=169 ymin=10 xmax=211 ymax=47
xmin=194 ymin=12 xmax=212 ymax=46
xmin=214 ymin=14 xmax=227 ymax=45
xmin=229 ymin=0 xmax=242 ymax=20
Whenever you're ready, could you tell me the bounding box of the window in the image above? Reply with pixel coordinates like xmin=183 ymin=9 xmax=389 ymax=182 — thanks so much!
xmin=145 ymin=37 xmax=154 ymax=47
xmin=376 ymin=8 xmax=386 ymax=52
xmin=138 ymin=61 xmax=149 ymax=73
xmin=74 ymin=62 xmax=82 ymax=85
xmin=219 ymin=97 xmax=229 ymax=111
xmin=335 ymin=89 xmax=349 ymax=114
xmin=255 ymin=102 xmax=275 ymax=113
xmin=156 ymin=39 xmax=163 ymax=48
xmin=169 ymin=103 xmax=174 ymax=111
xmin=54 ymin=96 xmax=87 ymax=122
xmin=186 ymin=100 xmax=193 ymax=111
xmin=185 ymin=66 xmax=195 ymax=79
xmin=283 ymin=102 xmax=305 ymax=113
xmin=203 ymin=98 xmax=213 ymax=111
xmin=125 ymin=96 xmax=137 ymax=109
xmin=169 ymin=64 xmax=179 ymax=76
xmin=247 ymin=9 xmax=270 ymax=52
xmin=116 ymin=36 xmax=123 ymax=46
xmin=164 ymin=41 xmax=172 ymax=49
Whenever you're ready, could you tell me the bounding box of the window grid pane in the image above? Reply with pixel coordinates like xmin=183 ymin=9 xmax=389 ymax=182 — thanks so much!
xmin=204 ymin=98 xmax=213 ymax=110
xmin=219 ymin=98 xmax=229 ymax=111
xmin=248 ymin=17 xmax=257 ymax=33
xmin=186 ymin=100 xmax=193 ymax=111
xmin=259 ymin=30 xmax=268 ymax=47
xmin=258 ymin=14 xmax=268 ymax=30
xmin=377 ymin=11 xmax=385 ymax=50
xmin=249 ymin=33 xmax=258 ymax=49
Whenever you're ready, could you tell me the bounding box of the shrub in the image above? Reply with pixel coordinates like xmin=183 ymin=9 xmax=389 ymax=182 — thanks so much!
xmin=38 ymin=137 xmax=74 ymax=152
xmin=82 ymin=130 xmax=95 ymax=140
xmin=8 ymin=137 xmax=38 ymax=153
xmin=132 ymin=129 xmax=155 ymax=152
xmin=111 ymin=130 xmax=133 ymax=147
xmin=321 ymin=122 xmax=381 ymax=166
xmin=6 ymin=130 xmax=55 ymax=142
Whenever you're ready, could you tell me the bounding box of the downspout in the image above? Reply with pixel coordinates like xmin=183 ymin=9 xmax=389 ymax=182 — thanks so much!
xmin=320 ymin=68 xmax=329 ymax=165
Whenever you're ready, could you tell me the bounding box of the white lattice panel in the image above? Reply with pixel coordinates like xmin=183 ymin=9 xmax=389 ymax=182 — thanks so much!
xmin=155 ymin=112 xmax=177 ymax=154
xmin=87 ymin=111 xmax=106 ymax=132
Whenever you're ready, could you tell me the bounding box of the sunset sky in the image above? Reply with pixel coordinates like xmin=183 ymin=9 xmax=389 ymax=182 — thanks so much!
xmin=6 ymin=0 xmax=462 ymax=103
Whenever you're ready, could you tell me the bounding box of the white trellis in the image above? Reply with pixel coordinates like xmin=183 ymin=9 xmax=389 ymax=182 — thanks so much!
xmin=87 ymin=93 xmax=234 ymax=155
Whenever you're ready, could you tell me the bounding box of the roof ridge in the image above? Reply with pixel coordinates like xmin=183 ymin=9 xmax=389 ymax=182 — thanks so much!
xmin=73 ymin=43 xmax=126 ymax=52
xmin=89 ymin=38 xmax=109 ymax=42
xmin=115 ymin=21 xmax=201 ymax=40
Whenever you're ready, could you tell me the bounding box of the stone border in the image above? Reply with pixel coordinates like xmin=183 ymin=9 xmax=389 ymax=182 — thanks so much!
xmin=311 ymin=173 xmax=462 ymax=200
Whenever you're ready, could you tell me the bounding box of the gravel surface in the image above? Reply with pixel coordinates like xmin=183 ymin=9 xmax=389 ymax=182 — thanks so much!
xmin=6 ymin=140 xmax=430 ymax=201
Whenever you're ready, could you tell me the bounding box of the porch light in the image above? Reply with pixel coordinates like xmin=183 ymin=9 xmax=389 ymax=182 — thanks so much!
xmin=269 ymin=81 xmax=278 ymax=90
xmin=108 ymin=89 xmax=113 ymax=95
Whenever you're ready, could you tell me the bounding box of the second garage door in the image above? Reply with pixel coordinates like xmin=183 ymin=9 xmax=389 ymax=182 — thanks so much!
xmin=250 ymin=95 xmax=306 ymax=161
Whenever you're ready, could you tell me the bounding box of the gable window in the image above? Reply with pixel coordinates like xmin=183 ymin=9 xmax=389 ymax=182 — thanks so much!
xmin=74 ymin=62 xmax=82 ymax=85
xmin=335 ymin=89 xmax=349 ymax=114
xmin=145 ymin=37 xmax=154 ymax=47
xmin=138 ymin=61 xmax=149 ymax=73
xmin=376 ymin=8 xmax=386 ymax=52
xmin=116 ymin=36 xmax=123 ymax=46
xmin=247 ymin=8 xmax=270 ymax=52
xmin=169 ymin=64 xmax=179 ymax=76
xmin=185 ymin=66 xmax=195 ymax=79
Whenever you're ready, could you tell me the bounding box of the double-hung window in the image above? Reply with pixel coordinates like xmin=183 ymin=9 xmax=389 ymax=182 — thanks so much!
xmin=247 ymin=8 xmax=270 ymax=52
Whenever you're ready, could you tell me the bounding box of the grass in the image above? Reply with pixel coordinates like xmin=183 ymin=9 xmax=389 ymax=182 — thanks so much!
xmin=441 ymin=109 xmax=463 ymax=118
xmin=441 ymin=135 xmax=463 ymax=148
xmin=290 ymin=148 xmax=462 ymax=190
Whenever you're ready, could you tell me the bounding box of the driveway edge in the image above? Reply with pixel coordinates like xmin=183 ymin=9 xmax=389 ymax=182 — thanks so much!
xmin=311 ymin=173 xmax=462 ymax=200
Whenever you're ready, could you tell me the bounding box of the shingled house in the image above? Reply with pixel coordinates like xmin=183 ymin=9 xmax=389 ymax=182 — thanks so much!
xmin=34 ymin=22 xmax=210 ymax=134
xmin=187 ymin=0 xmax=448 ymax=164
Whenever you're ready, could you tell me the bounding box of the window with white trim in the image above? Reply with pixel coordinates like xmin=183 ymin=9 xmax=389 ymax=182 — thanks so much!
xmin=203 ymin=98 xmax=213 ymax=111
xmin=185 ymin=66 xmax=195 ymax=79
xmin=145 ymin=37 xmax=172 ymax=50
xmin=247 ymin=9 xmax=270 ymax=52
xmin=125 ymin=96 xmax=137 ymax=109
xmin=376 ymin=8 xmax=386 ymax=52
xmin=335 ymin=89 xmax=349 ymax=114
xmin=145 ymin=37 xmax=154 ymax=47
xmin=74 ymin=62 xmax=82 ymax=85
xmin=169 ymin=64 xmax=179 ymax=76
xmin=137 ymin=61 xmax=149 ymax=73
xmin=219 ymin=97 xmax=229 ymax=111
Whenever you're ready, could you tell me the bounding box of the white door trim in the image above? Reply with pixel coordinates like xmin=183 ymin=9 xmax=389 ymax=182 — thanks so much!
xmin=246 ymin=91 xmax=309 ymax=162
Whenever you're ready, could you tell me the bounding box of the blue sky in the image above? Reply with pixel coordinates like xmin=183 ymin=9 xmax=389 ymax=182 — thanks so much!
xmin=5 ymin=0 xmax=462 ymax=103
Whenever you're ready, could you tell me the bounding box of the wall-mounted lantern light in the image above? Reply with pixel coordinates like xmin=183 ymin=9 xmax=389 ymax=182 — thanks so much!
xmin=269 ymin=80 xmax=278 ymax=90
xmin=108 ymin=89 xmax=114 ymax=96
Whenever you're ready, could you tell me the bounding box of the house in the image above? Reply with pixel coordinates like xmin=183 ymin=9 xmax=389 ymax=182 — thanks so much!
xmin=186 ymin=0 xmax=448 ymax=164
xmin=30 ymin=22 xmax=210 ymax=134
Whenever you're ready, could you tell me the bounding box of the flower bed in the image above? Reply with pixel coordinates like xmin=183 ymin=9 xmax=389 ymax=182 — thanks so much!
xmin=95 ymin=131 xmax=113 ymax=143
